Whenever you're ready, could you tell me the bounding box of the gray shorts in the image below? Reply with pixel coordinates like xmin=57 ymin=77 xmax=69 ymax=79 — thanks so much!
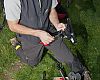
xmin=16 ymin=37 xmax=72 ymax=66
xmin=16 ymin=37 xmax=84 ymax=73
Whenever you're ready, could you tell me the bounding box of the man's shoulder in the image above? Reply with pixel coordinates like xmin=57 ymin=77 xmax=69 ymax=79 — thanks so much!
xmin=4 ymin=0 xmax=20 ymax=2
xmin=4 ymin=0 xmax=20 ymax=5
xmin=4 ymin=0 xmax=21 ymax=21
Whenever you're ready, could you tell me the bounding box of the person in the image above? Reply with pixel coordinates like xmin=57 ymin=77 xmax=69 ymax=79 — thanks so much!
xmin=4 ymin=0 xmax=91 ymax=80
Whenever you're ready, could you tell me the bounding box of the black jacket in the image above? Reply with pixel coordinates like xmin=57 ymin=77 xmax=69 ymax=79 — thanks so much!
xmin=17 ymin=0 xmax=52 ymax=44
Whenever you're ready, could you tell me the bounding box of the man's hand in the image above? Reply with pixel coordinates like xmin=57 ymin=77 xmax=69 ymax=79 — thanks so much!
xmin=36 ymin=30 xmax=54 ymax=45
xmin=49 ymin=8 xmax=66 ymax=31
xmin=55 ymin=23 xmax=66 ymax=31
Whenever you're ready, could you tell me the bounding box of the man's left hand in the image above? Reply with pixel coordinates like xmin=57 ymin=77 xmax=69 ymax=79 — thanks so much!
xmin=55 ymin=23 xmax=66 ymax=31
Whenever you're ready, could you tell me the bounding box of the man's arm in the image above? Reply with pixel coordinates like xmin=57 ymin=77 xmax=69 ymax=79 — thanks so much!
xmin=7 ymin=20 xmax=54 ymax=44
xmin=49 ymin=8 xmax=59 ymax=28
xmin=7 ymin=20 xmax=40 ymax=37
xmin=49 ymin=8 xmax=65 ymax=31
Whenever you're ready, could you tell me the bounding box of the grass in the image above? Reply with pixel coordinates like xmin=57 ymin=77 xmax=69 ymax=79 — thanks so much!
xmin=0 ymin=0 xmax=100 ymax=80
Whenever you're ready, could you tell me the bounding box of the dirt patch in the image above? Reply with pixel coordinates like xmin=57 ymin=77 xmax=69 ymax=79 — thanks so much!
xmin=10 ymin=60 xmax=23 ymax=72
xmin=1 ymin=60 xmax=24 ymax=80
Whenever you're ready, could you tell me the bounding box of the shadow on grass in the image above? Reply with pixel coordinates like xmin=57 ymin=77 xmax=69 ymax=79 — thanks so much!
xmin=73 ymin=23 xmax=88 ymax=43
xmin=96 ymin=54 xmax=100 ymax=79
xmin=73 ymin=23 xmax=89 ymax=69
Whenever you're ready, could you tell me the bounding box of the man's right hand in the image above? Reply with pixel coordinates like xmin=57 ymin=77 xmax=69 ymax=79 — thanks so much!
xmin=36 ymin=30 xmax=54 ymax=45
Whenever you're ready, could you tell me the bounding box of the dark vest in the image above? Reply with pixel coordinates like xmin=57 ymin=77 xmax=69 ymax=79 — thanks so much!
xmin=17 ymin=0 xmax=52 ymax=44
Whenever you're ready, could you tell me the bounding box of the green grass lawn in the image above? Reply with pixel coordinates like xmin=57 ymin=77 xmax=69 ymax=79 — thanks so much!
xmin=0 ymin=0 xmax=100 ymax=80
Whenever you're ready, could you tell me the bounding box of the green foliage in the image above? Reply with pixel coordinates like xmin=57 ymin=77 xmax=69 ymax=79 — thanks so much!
xmin=67 ymin=0 xmax=100 ymax=80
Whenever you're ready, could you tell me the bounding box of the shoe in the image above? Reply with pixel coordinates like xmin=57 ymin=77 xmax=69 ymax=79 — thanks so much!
xmin=83 ymin=71 xmax=91 ymax=80
xmin=68 ymin=72 xmax=81 ymax=80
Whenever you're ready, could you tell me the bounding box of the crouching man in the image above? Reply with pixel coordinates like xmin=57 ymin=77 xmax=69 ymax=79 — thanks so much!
xmin=4 ymin=0 xmax=91 ymax=80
